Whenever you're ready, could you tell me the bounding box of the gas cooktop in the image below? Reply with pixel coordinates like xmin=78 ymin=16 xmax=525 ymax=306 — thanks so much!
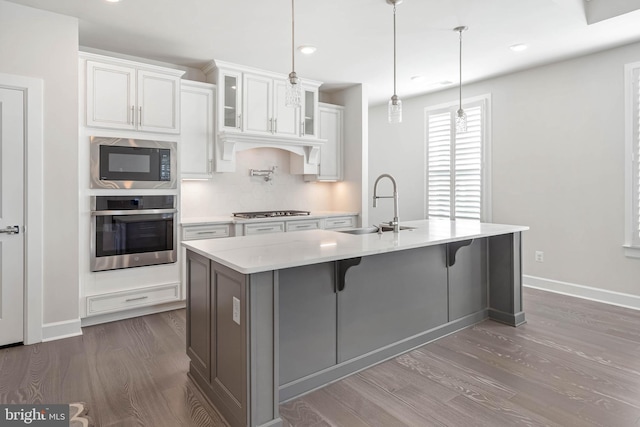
xmin=232 ymin=210 xmax=311 ymax=219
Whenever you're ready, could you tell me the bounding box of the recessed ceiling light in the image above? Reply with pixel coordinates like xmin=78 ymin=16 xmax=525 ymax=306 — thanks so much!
xmin=298 ymin=45 xmax=317 ymax=55
xmin=104 ymin=0 xmax=121 ymax=3
xmin=510 ymin=43 xmax=528 ymax=52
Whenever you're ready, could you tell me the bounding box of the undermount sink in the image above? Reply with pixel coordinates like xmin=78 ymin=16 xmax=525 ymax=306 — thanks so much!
xmin=339 ymin=225 xmax=416 ymax=235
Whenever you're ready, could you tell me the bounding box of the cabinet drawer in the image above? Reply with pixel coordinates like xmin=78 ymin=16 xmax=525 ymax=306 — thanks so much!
xmin=183 ymin=224 xmax=230 ymax=241
xmin=286 ymin=219 xmax=321 ymax=232
xmin=244 ymin=222 xmax=285 ymax=235
xmin=324 ymin=216 xmax=356 ymax=229
xmin=86 ymin=283 xmax=180 ymax=315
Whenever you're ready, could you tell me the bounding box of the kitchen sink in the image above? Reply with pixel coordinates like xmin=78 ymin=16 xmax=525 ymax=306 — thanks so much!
xmin=338 ymin=225 xmax=416 ymax=235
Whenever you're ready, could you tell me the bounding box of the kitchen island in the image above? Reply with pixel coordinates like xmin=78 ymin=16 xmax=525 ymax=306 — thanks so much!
xmin=183 ymin=219 xmax=528 ymax=427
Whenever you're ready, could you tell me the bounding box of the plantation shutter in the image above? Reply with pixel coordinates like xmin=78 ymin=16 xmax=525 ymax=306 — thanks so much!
xmin=455 ymin=105 xmax=482 ymax=220
xmin=426 ymin=101 xmax=484 ymax=221
xmin=427 ymin=111 xmax=452 ymax=218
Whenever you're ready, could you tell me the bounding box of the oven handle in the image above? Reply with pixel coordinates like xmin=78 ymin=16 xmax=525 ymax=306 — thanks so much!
xmin=91 ymin=209 xmax=177 ymax=216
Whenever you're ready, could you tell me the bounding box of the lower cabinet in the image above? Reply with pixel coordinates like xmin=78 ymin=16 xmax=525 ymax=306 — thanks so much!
xmin=186 ymin=251 xmax=247 ymax=427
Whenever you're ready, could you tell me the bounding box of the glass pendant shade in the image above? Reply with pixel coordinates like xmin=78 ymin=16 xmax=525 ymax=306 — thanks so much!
xmin=388 ymin=95 xmax=402 ymax=124
xmin=285 ymin=71 xmax=301 ymax=108
xmin=456 ymin=108 xmax=467 ymax=133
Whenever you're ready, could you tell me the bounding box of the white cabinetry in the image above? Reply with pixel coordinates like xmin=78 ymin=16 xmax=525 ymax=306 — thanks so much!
xmin=182 ymin=223 xmax=230 ymax=241
xmin=244 ymin=222 xmax=286 ymax=235
xmin=83 ymin=53 xmax=183 ymax=134
xmin=181 ymin=81 xmax=215 ymax=179
xmin=318 ymin=103 xmax=344 ymax=181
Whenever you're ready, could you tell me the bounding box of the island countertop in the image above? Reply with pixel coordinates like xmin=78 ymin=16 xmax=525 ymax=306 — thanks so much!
xmin=182 ymin=219 xmax=528 ymax=274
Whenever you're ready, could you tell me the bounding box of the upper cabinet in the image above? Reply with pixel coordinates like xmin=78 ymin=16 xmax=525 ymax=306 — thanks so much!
xmin=317 ymin=103 xmax=344 ymax=181
xmin=203 ymin=60 xmax=324 ymax=173
xmin=211 ymin=62 xmax=321 ymax=139
xmin=181 ymin=81 xmax=215 ymax=179
xmin=82 ymin=52 xmax=184 ymax=134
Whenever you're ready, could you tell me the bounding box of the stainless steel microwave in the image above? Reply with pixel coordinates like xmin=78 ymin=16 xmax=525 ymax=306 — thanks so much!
xmin=90 ymin=136 xmax=177 ymax=189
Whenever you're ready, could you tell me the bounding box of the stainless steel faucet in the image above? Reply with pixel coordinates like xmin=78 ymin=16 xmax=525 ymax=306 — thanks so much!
xmin=373 ymin=174 xmax=399 ymax=233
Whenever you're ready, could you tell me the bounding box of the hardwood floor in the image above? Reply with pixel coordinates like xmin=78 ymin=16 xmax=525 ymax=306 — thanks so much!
xmin=1 ymin=288 xmax=639 ymax=426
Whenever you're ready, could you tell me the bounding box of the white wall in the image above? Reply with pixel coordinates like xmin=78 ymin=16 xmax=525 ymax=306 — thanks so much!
xmin=369 ymin=40 xmax=640 ymax=298
xmin=0 ymin=1 xmax=80 ymax=323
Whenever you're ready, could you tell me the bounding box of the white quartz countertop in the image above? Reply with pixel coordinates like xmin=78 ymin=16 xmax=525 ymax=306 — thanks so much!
xmin=181 ymin=211 xmax=358 ymax=226
xmin=182 ymin=219 xmax=529 ymax=274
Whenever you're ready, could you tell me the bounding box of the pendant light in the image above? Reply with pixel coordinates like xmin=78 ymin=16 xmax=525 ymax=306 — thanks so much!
xmin=387 ymin=0 xmax=403 ymax=124
xmin=454 ymin=26 xmax=468 ymax=133
xmin=285 ymin=0 xmax=302 ymax=108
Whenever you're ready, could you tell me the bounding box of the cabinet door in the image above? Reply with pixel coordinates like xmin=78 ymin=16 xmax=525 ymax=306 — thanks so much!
xmin=301 ymin=87 xmax=318 ymax=137
xmin=137 ymin=70 xmax=180 ymax=134
xmin=86 ymin=61 xmax=136 ymax=130
xmin=448 ymin=238 xmax=488 ymax=321
xmin=186 ymin=251 xmax=211 ymax=381
xmin=272 ymin=80 xmax=299 ymax=137
xmin=337 ymin=246 xmax=448 ymax=363
xmin=243 ymin=73 xmax=273 ymax=134
xmin=219 ymin=70 xmax=242 ymax=131
xmin=318 ymin=105 xmax=343 ymax=180
xmin=181 ymin=83 xmax=214 ymax=178
xmin=279 ymin=263 xmax=337 ymax=384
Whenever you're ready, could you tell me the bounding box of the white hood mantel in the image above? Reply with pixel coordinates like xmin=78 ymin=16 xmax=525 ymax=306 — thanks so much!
xmin=215 ymin=131 xmax=325 ymax=173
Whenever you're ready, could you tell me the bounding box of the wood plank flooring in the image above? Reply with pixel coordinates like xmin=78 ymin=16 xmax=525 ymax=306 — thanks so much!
xmin=1 ymin=288 xmax=639 ymax=426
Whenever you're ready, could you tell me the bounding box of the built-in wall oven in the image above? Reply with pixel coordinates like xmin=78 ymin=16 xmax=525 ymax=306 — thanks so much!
xmin=91 ymin=195 xmax=177 ymax=272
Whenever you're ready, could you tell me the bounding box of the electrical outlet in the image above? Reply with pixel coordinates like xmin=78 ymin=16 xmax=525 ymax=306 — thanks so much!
xmin=535 ymin=251 xmax=544 ymax=262
xmin=232 ymin=297 xmax=240 ymax=325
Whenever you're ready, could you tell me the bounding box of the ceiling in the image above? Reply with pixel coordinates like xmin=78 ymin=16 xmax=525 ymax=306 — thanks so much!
xmin=6 ymin=0 xmax=640 ymax=105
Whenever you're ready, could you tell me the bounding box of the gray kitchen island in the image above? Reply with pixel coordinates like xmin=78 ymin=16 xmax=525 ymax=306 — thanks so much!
xmin=183 ymin=219 xmax=528 ymax=427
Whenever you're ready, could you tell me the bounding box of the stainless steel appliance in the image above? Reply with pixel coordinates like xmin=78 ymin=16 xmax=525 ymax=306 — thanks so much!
xmin=90 ymin=136 xmax=177 ymax=189
xmin=91 ymin=195 xmax=177 ymax=271
xmin=232 ymin=210 xmax=310 ymax=219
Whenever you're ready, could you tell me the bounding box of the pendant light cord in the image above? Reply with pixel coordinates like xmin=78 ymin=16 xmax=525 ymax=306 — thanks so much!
xmin=291 ymin=0 xmax=296 ymax=74
xmin=458 ymin=28 xmax=463 ymax=110
xmin=393 ymin=4 xmax=397 ymax=97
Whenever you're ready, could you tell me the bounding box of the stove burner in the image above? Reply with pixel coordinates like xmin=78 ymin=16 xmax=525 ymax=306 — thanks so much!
xmin=232 ymin=210 xmax=311 ymax=219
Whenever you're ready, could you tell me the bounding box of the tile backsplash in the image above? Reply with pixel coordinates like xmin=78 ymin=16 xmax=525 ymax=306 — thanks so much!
xmin=181 ymin=148 xmax=335 ymax=217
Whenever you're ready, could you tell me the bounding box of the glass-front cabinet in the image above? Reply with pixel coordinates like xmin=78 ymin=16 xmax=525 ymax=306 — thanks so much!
xmin=301 ymin=86 xmax=319 ymax=137
xmin=219 ymin=69 xmax=242 ymax=131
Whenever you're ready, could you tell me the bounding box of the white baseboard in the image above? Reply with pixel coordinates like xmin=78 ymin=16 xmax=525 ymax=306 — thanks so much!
xmin=80 ymin=300 xmax=186 ymax=327
xmin=523 ymin=275 xmax=640 ymax=311
xmin=42 ymin=318 xmax=83 ymax=342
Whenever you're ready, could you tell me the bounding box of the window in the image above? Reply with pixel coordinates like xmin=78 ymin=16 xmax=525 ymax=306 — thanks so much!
xmin=425 ymin=95 xmax=491 ymax=221
xmin=624 ymin=62 xmax=640 ymax=257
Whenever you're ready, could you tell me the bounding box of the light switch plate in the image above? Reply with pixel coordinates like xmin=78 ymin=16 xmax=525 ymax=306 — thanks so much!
xmin=232 ymin=296 xmax=240 ymax=325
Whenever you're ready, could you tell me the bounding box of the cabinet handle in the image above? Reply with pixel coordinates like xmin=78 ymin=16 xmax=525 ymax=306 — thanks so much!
xmin=257 ymin=228 xmax=274 ymax=232
xmin=275 ymin=118 xmax=278 ymax=134
xmin=237 ymin=114 xmax=242 ymax=129
xmin=125 ymin=296 xmax=148 ymax=302
xmin=333 ymin=221 xmax=346 ymax=225
xmin=138 ymin=106 xmax=142 ymax=126
xmin=196 ymin=231 xmax=216 ymax=235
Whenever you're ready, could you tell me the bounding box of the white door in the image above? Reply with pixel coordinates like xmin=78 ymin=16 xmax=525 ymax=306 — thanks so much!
xmin=0 ymin=87 xmax=25 ymax=346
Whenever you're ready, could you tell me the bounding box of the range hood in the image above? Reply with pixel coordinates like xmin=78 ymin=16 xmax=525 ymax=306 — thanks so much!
xmin=214 ymin=131 xmax=325 ymax=174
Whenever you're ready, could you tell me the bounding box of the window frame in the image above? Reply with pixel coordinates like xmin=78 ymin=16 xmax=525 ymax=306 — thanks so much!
xmin=624 ymin=61 xmax=640 ymax=257
xmin=424 ymin=94 xmax=492 ymax=222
